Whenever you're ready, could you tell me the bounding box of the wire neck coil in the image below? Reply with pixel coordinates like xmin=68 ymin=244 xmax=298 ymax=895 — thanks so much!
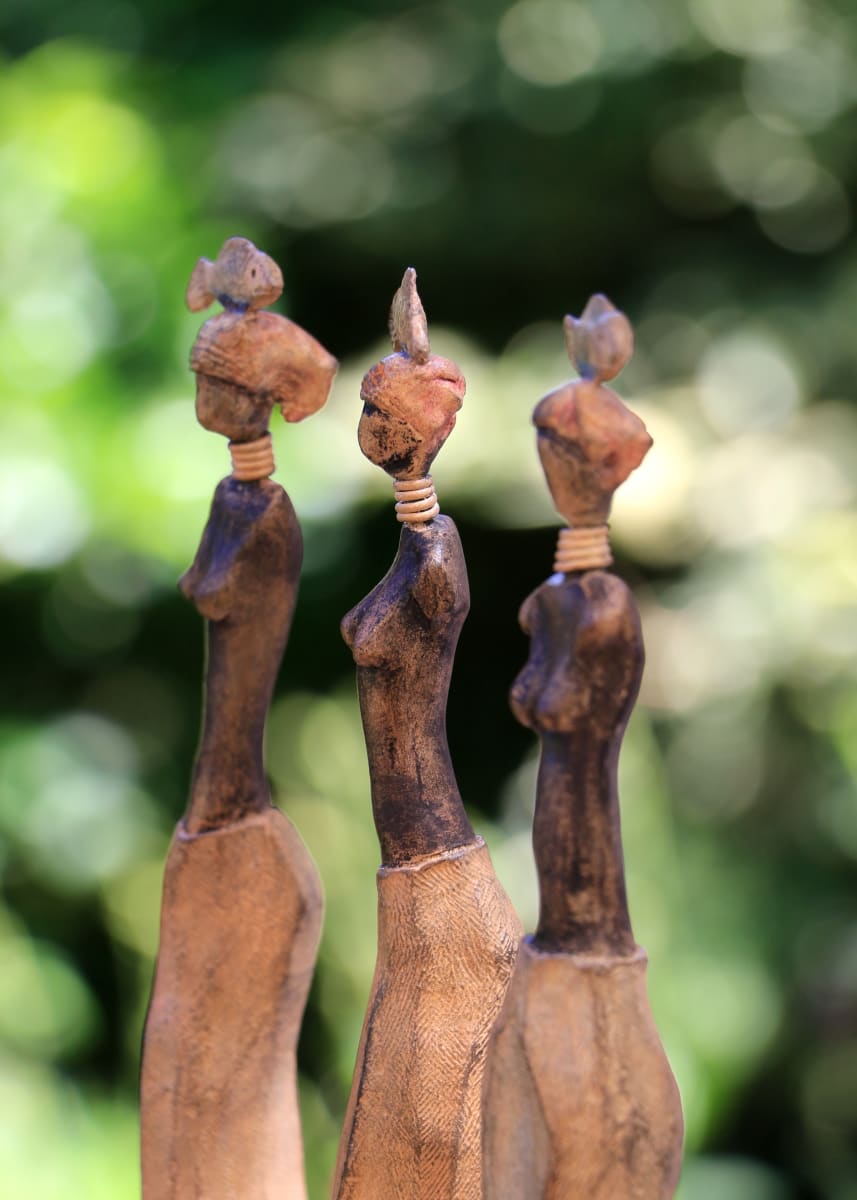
xmin=229 ymin=433 xmax=275 ymax=481
xmin=554 ymin=524 xmax=613 ymax=573
xmin=394 ymin=477 xmax=440 ymax=525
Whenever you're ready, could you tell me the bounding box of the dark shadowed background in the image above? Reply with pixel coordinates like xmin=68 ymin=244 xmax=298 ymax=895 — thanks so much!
xmin=1 ymin=1 xmax=856 ymax=1197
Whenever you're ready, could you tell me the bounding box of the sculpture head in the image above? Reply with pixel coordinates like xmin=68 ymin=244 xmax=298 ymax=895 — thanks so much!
xmin=186 ymin=237 xmax=337 ymax=449
xmin=357 ymin=269 xmax=465 ymax=480
xmin=534 ymin=295 xmax=651 ymax=526
xmin=358 ymin=352 xmax=464 ymax=479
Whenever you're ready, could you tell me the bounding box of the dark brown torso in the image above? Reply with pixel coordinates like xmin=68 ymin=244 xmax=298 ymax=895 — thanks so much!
xmin=510 ymin=569 xmax=643 ymax=956
xmin=180 ymin=476 xmax=302 ymax=832
xmin=341 ymin=515 xmax=476 ymax=866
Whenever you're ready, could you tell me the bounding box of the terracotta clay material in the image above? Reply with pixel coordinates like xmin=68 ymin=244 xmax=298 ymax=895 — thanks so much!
xmin=140 ymin=238 xmax=336 ymax=1200
xmin=187 ymin=237 xmax=337 ymax=443
xmin=141 ymin=810 xmax=322 ymax=1200
xmin=334 ymin=840 xmax=520 ymax=1200
xmin=483 ymin=941 xmax=682 ymax=1200
xmin=334 ymin=270 xmax=522 ymax=1200
xmin=482 ymin=296 xmax=683 ymax=1200
xmin=536 ymin=294 xmax=651 ymax=531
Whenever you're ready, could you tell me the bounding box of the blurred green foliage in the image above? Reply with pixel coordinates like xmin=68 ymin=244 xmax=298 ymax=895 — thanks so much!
xmin=1 ymin=1 xmax=856 ymax=1197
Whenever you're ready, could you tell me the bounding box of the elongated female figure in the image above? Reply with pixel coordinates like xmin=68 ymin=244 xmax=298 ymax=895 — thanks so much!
xmin=141 ymin=238 xmax=337 ymax=1200
xmin=482 ymin=297 xmax=683 ymax=1200
xmin=333 ymin=271 xmax=522 ymax=1200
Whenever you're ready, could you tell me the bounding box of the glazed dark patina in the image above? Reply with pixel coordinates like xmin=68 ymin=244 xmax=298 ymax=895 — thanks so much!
xmin=342 ymin=515 xmax=474 ymax=865
xmin=511 ymin=568 xmax=642 ymax=955
xmin=181 ymin=477 xmax=302 ymax=832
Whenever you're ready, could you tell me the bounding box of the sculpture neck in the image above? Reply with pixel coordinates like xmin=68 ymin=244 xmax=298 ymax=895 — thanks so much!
xmin=532 ymin=727 xmax=635 ymax=955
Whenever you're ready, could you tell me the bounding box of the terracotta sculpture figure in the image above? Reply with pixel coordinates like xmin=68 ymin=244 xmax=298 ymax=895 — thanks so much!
xmin=481 ymin=295 xmax=684 ymax=1200
xmin=140 ymin=237 xmax=337 ymax=1200
xmin=333 ymin=269 xmax=522 ymax=1200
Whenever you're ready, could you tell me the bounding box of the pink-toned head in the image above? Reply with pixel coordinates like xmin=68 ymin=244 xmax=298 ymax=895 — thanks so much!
xmin=534 ymin=295 xmax=651 ymax=526
xmin=358 ymin=269 xmax=465 ymax=480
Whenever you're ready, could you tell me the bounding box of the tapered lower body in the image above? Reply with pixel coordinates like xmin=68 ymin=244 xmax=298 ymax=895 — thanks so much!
xmin=333 ymin=839 xmax=521 ymax=1200
xmin=482 ymin=938 xmax=683 ymax=1200
xmin=141 ymin=808 xmax=323 ymax=1200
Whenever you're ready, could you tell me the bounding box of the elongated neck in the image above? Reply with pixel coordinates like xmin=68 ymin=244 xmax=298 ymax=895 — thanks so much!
xmin=357 ymin=663 xmax=475 ymax=865
xmin=533 ymin=728 xmax=634 ymax=954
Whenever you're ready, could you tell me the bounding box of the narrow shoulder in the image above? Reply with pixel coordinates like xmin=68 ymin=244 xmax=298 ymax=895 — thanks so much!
xmin=400 ymin=513 xmax=466 ymax=574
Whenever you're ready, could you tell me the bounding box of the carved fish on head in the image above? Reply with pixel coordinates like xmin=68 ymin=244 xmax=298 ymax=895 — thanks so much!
xmin=186 ymin=236 xmax=284 ymax=313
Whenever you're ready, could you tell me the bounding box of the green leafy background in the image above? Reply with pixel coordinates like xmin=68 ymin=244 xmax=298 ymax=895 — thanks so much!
xmin=1 ymin=2 xmax=856 ymax=1197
